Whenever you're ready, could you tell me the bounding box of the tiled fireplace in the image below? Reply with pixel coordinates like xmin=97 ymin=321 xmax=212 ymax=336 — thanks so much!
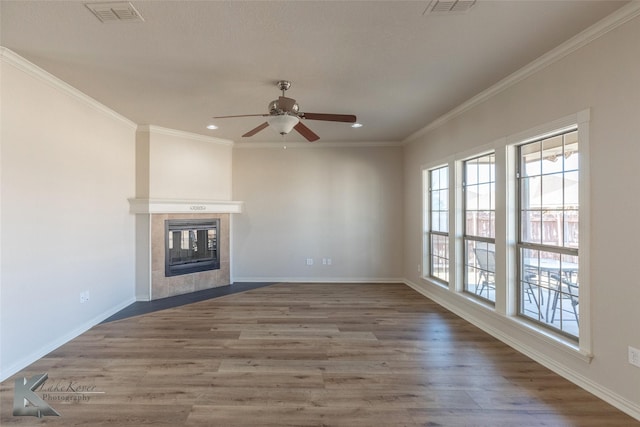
xmin=129 ymin=199 xmax=242 ymax=301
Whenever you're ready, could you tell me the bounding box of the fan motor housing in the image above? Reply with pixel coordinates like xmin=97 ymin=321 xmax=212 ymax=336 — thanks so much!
xmin=268 ymin=99 xmax=299 ymax=115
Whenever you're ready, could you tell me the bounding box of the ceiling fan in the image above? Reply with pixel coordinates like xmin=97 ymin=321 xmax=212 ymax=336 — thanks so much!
xmin=212 ymin=80 xmax=357 ymax=142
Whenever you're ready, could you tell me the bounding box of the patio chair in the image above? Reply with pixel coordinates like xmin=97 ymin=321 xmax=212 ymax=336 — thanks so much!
xmin=473 ymin=248 xmax=495 ymax=297
xmin=549 ymin=273 xmax=579 ymax=325
xmin=520 ymin=269 xmax=544 ymax=319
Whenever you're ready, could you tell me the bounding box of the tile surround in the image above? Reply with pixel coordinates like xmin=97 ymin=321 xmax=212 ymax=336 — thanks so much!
xmin=150 ymin=213 xmax=230 ymax=299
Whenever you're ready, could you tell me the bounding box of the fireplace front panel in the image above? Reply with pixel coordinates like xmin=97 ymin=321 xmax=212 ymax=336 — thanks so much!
xmin=165 ymin=219 xmax=220 ymax=277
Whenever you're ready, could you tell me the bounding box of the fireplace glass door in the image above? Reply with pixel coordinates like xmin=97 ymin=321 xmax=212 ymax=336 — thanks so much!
xmin=165 ymin=219 xmax=220 ymax=276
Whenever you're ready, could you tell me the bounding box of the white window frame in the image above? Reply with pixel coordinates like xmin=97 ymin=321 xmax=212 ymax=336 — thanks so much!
xmin=516 ymin=127 xmax=579 ymax=338
xmin=506 ymin=110 xmax=591 ymax=355
xmin=418 ymin=110 xmax=591 ymax=359
xmin=422 ymin=164 xmax=451 ymax=285
xmin=462 ymin=151 xmax=497 ymax=304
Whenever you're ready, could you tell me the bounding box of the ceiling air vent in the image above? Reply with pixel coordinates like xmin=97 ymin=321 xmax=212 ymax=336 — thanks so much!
xmin=85 ymin=2 xmax=144 ymax=23
xmin=424 ymin=0 xmax=476 ymax=15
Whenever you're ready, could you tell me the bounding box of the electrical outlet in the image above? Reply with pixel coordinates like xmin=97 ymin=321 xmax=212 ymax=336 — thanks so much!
xmin=306 ymin=258 xmax=314 ymax=266
xmin=322 ymin=258 xmax=327 ymax=265
xmin=80 ymin=290 xmax=90 ymax=304
xmin=326 ymin=258 xmax=332 ymax=266
xmin=629 ymin=346 xmax=640 ymax=368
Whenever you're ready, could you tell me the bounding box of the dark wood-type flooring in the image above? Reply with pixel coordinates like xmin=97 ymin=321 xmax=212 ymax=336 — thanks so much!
xmin=1 ymin=283 xmax=638 ymax=426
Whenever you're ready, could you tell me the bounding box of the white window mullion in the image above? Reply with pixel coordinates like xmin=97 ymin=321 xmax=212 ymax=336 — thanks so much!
xmin=494 ymin=140 xmax=509 ymax=315
xmin=576 ymin=110 xmax=591 ymax=354
xmin=451 ymin=160 xmax=464 ymax=293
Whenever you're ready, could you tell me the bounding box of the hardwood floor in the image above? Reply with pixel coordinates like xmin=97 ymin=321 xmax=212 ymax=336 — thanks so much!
xmin=1 ymin=283 xmax=638 ymax=426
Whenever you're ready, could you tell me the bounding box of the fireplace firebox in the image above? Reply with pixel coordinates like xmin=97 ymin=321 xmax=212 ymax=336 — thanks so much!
xmin=165 ymin=219 xmax=220 ymax=277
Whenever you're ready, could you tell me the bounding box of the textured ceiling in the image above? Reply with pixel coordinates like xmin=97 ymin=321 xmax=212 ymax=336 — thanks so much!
xmin=0 ymin=1 xmax=627 ymax=144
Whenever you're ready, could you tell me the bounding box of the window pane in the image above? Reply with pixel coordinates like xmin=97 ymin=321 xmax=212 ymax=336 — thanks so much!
xmin=477 ymin=154 xmax=494 ymax=183
xmin=465 ymin=240 xmax=496 ymax=302
xmin=429 ymin=212 xmax=440 ymax=231
xmin=489 ymin=211 xmax=495 ymax=239
xmin=517 ymin=128 xmax=579 ymax=339
xmin=542 ymin=135 xmax=564 ymax=175
xmin=466 ymin=159 xmax=478 ymax=185
xmin=439 ymin=167 xmax=449 ymax=188
xmin=476 ymin=211 xmax=494 ymax=238
xmin=437 ymin=189 xmax=448 ymax=211
xmin=464 ymin=155 xmax=495 ymax=232
xmin=519 ymin=249 xmax=579 ymax=337
xmin=466 ymin=185 xmax=478 ymax=211
xmin=464 ymin=154 xmax=495 ymax=304
xmin=439 ymin=212 xmax=448 ymax=232
xmin=564 ymin=150 xmax=579 ymax=172
xmin=427 ymin=165 xmax=449 ymax=284
xmin=541 ymin=173 xmax=563 ymax=209
xmin=521 ymin=141 xmax=541 ymax=177
xmin=520 ymin=176 xmax=540 ymax=211
xmin=431 ymin=169 xmax=440 ymax=189
xmin=564 ymin=131 xmax=579 ymax=172
xmin=521 ymin=210 xmax=541 ymax=244
xmin=564 ymin=171 xmax=579 ymax=206
xmin=430 ymin=233 xmax=449 ymax=282
xmin=477 ymin=183 xmax=492 ymax=210
xmin=542 ymin=210 xmax=562 ymax=246
xmin=564 ymin=210 xmax=579 ymax=248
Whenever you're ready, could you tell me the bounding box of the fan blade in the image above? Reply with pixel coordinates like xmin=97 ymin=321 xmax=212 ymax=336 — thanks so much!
xmin=294 ymin=122 xmax=320 ymax=142
xmin=278 ymin=96 xmax=297 ymax=112
xmin=242 ymin=122 xmax=269 ymax=137
xmin=213 ymin=114 xmax=267 ymax=119
xmin=300 ymin=112 xmax=357 ymax=123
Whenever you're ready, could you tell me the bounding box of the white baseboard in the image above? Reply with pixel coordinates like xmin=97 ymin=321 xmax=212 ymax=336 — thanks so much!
xmin=403 ymin=279 xmax=640 ymax=422
xmin=232 ymin=277 xmax=405 ymax=284
xmin=0 ymin=296 xmax=136 ymax=383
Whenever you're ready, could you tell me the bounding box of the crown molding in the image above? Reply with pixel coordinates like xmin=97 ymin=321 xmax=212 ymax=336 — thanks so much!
xmin=0 ymin=46 xmax=137 ymax=130
xmin=234 ymin=140 xmax=402 ymax=149
xmin=402 ymin=1 xmax=640 ymax=145
xmin=137 ymin=124 xmax=234 ymax=146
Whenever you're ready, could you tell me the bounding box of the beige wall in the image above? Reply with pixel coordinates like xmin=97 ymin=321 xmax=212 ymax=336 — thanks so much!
xmin=141 ymin=126 xmax=232 ymax=200
xmin=0 ymin=50 xmax=137 ymax=379
xmin=232 ymin=145 xmax=404 ymax=281
xmin=403 ymin=15 xmax=640 ymax=415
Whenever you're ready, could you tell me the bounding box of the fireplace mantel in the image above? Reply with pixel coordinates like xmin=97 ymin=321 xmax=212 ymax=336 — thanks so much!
xmin=129 ymin=198 xmax=243 ymax=214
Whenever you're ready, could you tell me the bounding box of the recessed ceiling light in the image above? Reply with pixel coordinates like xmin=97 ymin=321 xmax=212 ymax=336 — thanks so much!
xmin=351 ymin=123 xmax=363 ymax=128
xmin=206 ymin=124 xmax=218 ymax=130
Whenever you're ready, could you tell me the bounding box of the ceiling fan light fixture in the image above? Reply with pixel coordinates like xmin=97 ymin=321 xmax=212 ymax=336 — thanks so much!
xmin=267 ymin=114 xmax=300 ymax=135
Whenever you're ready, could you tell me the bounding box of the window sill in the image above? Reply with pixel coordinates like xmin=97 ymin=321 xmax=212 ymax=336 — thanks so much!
xmin=420 ymin=275 xmax=449 ymax=289
xmin=505 ymin=315 xmax=592 ymax=364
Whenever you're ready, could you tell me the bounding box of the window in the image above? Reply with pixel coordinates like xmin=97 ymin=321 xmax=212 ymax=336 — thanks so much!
xmin=517 ymin=128 xmax=579 ymax=338
xmin=463 ymin=153 xmax=496 ymax=302
xmin=419 ymin=112 xmax=589 ymax=351
xmin=426 ymin=166 xmax=449 ymax=283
